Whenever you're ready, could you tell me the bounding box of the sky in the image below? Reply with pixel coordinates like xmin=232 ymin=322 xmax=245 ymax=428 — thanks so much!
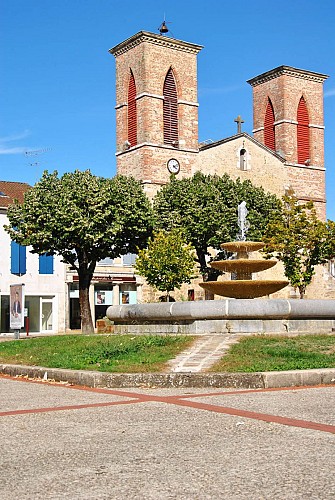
xmin=1 ymin=0 xmax=335 ymax=219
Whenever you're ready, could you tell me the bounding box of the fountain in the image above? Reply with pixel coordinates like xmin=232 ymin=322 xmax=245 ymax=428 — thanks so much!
xmin=200 ymin=202 xmax=288 ymax=299
xmin=107 ymin=201 xmax=335 ymax=336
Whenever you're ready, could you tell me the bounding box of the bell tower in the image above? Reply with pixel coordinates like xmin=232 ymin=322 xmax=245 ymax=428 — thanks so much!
xmin=110 ymin=31 xmax=203 ymax=198
xmin=248 ymin=66 xmax=328 ymax=218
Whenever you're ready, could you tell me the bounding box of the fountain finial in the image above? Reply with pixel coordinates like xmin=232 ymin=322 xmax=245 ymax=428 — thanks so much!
xmin=237 ymin=201 xmax=250 ymax=241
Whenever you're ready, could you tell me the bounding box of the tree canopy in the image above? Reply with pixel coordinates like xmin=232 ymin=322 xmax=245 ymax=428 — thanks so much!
xmin=135 ymin=228 xmax=197 ymax=300
xmin=5 ymin=170 xmax=154 ymax=332
xmin=153 ymin=172 xmax=281 ymax=280
xmin=263 ymin=192 xmax=335 ymax=298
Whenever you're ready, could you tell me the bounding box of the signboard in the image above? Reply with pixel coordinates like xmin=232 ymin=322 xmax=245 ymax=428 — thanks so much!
xmin=10 ymin=284 xmax=25 ymax=330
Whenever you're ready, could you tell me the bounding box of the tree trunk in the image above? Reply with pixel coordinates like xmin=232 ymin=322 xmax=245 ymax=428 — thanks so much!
xmin=78 ymin=270 xmax=94 ymax=334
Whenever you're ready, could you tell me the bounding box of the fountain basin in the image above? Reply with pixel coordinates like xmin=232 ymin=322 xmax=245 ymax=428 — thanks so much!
xmin=211 ymin=259 xmax=277 ymax=274
xmin=221 ymin=241 xmax=264 ymax=253
xmin=107 ymin=299 xmax=335 ymax=336
xmin=199 ymin=280 xmax=289 ymax=299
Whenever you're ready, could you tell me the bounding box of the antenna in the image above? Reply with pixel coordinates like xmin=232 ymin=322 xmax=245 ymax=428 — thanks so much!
xmin=24 ymin=148 xmax=52 ymax=181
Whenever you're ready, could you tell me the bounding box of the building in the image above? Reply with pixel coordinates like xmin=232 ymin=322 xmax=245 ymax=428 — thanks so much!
xmin=66 ymin=254 xmax=138 ymax=330
xmin=108 ymin=30 xmax=335 ymax=301
xmin=0 ymin=181 xmax=66 ymax=334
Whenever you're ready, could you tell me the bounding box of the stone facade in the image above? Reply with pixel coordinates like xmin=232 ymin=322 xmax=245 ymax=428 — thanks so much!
xmin=198 ymin=133 xmax=288 ymax=198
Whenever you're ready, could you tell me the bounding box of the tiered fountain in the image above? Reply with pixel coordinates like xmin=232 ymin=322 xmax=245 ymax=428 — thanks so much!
xmin=107 ymin=201 xmax=335 ymax=336
xmin=199 ymin=202 xmax=289 ymax=299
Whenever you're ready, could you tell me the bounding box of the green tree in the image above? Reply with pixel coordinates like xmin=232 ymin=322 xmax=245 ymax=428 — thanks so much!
xmin=263 ymin=192 xmax=334 ymax=298
xmin=5 ymin=170 xmax=153 ymax=333
xmin=135 ymin=229 xmax=197 ymax=301
xmin=153 ymin=172 xmax=281 ymax=281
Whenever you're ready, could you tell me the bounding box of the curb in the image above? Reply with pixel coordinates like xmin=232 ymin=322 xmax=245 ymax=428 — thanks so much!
xmin=1 ymin=364 xmax=335 ymax=389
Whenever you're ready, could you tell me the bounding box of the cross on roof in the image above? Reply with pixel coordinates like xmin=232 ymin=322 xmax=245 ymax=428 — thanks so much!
xmin=234 ymin=115 xmax=245 ymax=134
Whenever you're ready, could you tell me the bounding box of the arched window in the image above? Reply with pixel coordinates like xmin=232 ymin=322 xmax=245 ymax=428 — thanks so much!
xmin=240 ymin=148 xmax=247 ymax=170
xmin=163 ymin=68 xmax=178 ymax=147
xmin=297 ymin=96 xmax=310 ymax=164
xmin=264 ymin=99 xmax=275 ymax=151
xmin=127 ymin=70 xmax=137 ymax=147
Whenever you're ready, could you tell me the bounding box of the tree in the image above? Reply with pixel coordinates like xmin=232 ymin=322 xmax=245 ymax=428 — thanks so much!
xmin=134 ymin=229 xmax=197 ymax=301
xmin=5 ymin=170 xmax=153 ymax=333
xmin=153 ymin=172 xmax=281 ymax=281
xmin=263 ymin=192 xmax=334 ymax=298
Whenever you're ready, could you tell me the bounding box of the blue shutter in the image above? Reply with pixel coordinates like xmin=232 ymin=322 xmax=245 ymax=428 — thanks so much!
xmin=39 ymin=254 xmax=54 ymax=274
xmin=11 ymin=241 xmax=26 ymax=275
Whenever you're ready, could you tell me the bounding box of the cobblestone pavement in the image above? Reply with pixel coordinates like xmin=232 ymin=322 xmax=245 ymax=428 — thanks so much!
xmin=1 ymin=375 xmax=334 ymax=499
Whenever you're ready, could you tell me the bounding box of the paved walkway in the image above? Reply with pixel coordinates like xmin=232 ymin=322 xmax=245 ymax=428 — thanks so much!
xmin=168 ymin=334 xmax=242 ymax=372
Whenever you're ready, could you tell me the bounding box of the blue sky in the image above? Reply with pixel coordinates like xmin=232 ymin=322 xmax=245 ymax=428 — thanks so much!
xmin=1 ymin=0 xmax=335 ymax=219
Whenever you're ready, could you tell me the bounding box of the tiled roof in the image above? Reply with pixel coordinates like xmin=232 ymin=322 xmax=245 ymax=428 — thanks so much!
xmin=0 ymin=181 xmax=31 ymax=208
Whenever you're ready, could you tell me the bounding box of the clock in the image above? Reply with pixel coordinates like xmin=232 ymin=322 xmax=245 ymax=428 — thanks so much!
xmin=167 ymin=158 xmax=180 ymax=174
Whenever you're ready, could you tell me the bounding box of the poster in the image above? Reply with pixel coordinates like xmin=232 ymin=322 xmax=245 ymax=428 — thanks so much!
xmin=10 ymin=284 xmax=24 ymax=330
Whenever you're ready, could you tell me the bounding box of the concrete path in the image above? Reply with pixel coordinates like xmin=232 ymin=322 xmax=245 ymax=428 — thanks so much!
xmin=168 ymin=334 xmax=242 ymax=372
xmin=1 ymin=376 xmax=334 ymax=499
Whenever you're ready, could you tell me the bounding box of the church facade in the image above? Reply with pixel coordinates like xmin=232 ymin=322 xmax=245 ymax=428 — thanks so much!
xmin=109 ymin=30 xmax=335 ymax=301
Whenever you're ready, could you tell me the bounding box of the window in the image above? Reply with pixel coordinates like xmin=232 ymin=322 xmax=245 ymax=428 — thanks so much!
xmin=123 ymin=253 xmax=137 ymax=266
xmin=264 ymin=98 xmax=275 ymax=151
xmin=163 ymin=68 xmax=178 ymax=147
xmin=128 ymin=70 xmax=137 ymax=147
xmin=239 ymin=148 xmax=247 ymax=170
xmin=297 ymin=96 xmax=310 ymax=164
xmin=11 ymin=241 xmax=26 ymax=275
xmin=97 ymin=257 xmax=114 ymax=266
xmin=39 ymin=254 xmax=54 ymax=274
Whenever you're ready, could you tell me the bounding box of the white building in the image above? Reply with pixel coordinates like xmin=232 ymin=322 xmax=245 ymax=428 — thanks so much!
xmin=0 ymin=181 xmax=66 ymax=334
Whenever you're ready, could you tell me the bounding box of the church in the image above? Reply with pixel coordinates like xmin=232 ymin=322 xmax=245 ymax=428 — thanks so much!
xmin=108 ymin=30 xmax=335 ymax=302
xmin=110 ymin=30 xmax=327 ymax=217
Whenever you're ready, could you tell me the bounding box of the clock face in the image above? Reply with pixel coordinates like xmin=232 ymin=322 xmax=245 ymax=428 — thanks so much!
xmin=167 ymin=158 xmax=180 ymax=174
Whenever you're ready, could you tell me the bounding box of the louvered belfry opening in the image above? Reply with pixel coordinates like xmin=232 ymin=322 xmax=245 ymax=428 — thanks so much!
xmin=297 ymin=96 xmax=310 ymax=164
xmin=264 ymin=99 xmax=276 ymax=151
xmin=163 ymin=68 xmax=179 ymax=147
xmin=128 ymin=71 xmax=137 ymax=147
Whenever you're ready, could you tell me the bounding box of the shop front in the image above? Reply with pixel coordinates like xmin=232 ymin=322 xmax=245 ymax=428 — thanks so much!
xmin=68 ymin=275 xmax=138 ymax=331
xmin=0 ymin=294 xmax=56 ymax=334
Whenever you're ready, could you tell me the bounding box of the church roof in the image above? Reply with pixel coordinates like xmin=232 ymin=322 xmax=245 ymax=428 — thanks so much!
xmin=109 ymin=31 xmax=203 ymax=57
xmin=199 ymin=132 xmax=286 ymax=162
xmin=247 ymin=65 xmax=328 ymax=86
xmin=0 ymin=181 xmax=31 ymax=209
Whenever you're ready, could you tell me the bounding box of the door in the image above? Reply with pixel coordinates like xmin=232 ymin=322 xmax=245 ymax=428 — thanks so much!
xmin=41 ymin=299 xmax=53 ymax=332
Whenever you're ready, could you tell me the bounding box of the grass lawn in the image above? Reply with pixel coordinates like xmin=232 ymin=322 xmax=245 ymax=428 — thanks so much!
xmin=209 ymin=334 xmax=335 ymax=372
xmin=1 ymin=333 xmax=335 ymax=373
xmin=0 ymin=334 xmax=195 ymax=373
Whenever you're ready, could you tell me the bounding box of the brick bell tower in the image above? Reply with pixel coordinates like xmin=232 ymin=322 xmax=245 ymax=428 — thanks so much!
xmin=247 ymin=66 xmax=328 ymax=219
xmin=109 ymin=31 xmax=203 ymax=198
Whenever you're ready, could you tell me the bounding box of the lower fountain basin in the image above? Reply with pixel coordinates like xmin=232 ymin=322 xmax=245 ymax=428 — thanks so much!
xmin=199 ymin=280 xmax=289 ymax=299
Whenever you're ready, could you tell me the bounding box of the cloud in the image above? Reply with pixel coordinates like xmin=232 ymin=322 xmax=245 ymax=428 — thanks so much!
xmin=324 ymin=88 xmax=335 ymax=97
xmin=0 ymin=146 xmax=28 ymax=155
xmin=0 ymin=130 xmax=31 ymax=155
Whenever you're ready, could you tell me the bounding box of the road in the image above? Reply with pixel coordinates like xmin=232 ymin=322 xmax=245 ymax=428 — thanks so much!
xmin=0 ymin=375 xmax=334 ymax=499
